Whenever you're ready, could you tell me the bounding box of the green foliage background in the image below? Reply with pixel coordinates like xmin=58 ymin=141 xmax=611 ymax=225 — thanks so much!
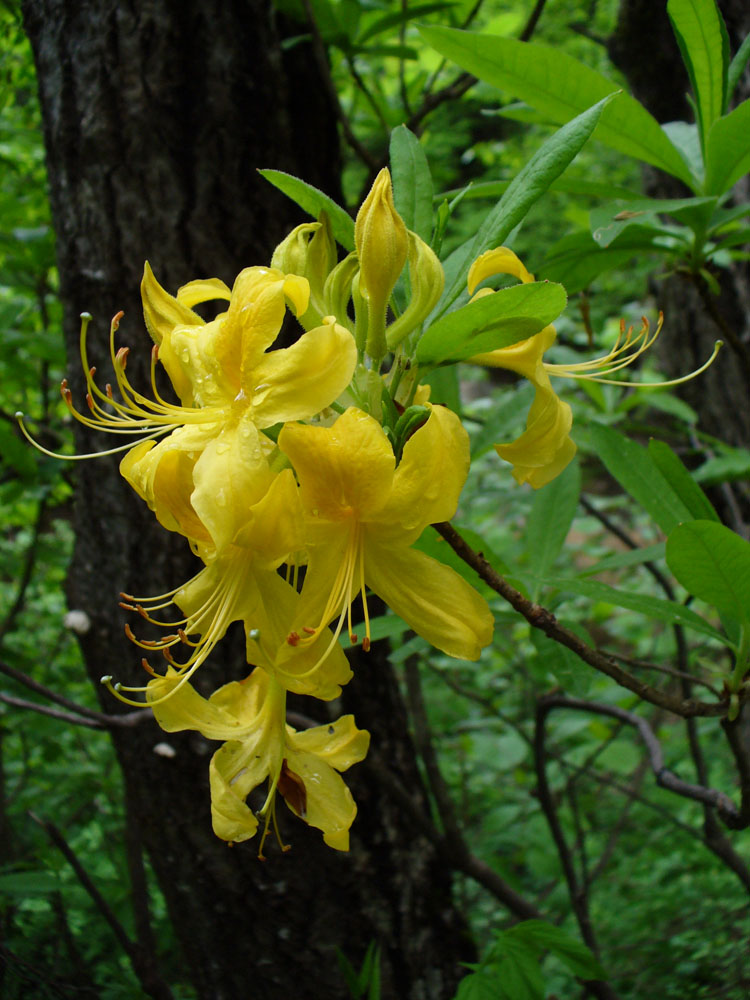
xmin=2 ymin=0 xmax=749 ymax=997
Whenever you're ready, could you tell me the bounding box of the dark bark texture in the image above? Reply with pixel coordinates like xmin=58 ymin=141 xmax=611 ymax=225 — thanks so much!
xmin=608 ymin=0 xmax=750 ymax=476
xmin=21 ymin=2 xmax=470 ymax=997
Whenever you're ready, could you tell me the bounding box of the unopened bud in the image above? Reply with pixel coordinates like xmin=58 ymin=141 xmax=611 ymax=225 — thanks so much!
xmin=386 ymin=231 xmax=445 ymax=350
xmin=354 ymin=168 xmax=408 ymax=358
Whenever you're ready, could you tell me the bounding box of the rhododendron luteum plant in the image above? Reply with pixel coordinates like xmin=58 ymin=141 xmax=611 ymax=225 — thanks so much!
xmin=19 ymin=164 xmax=716 ymax=855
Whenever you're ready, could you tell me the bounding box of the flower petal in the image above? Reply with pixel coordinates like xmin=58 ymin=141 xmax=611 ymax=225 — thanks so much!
xmin=364 ymin=540 xmax=494 ymax=660
xmin=376 ymin=404 xmax=469 ymax=538
xmin=290 ymin=715 xmax=370 ymax=772
xmin=146 ymin=670 xmax=246 ymax=741
xmin=495 ymin=385 xmax=576 ymax=488
xmin=469 ymin=324 xmax=557 ymax=381
xmin=176 ymin=277 xmax=232 ymax=308
xmin=279 ymin=408 xmax=395 ymax=521
xmin=249 ymin=319 xmax=357 ymax=427
xmin=467 ymin=246 xmax=534 ymax=296
xmin=191 ymin=414 xmax=274 ymax=551
xmin=284 ymin=745 xmax=359 ymax=851
xmin=141 ymin=261 xmax=204 ymax=346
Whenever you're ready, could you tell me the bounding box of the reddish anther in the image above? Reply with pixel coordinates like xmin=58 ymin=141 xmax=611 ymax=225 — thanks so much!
xmin=112 ymin=310 xmax=124 ymax=329
xmin=302 ymin=626 xmax=317 ymax=635
xmin=287 ymin=631 xmax=301 ymax=647
xmin=362 ymin=637 xmax=371 ymax=652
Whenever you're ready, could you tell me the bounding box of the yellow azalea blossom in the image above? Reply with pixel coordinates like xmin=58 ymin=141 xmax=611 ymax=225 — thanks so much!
xmin=22 ymin=265 xmax=357 ymax=515
xmin=109 ymin=469 xmax=352 ymax=705
xmin=276 ymin=405 xmax=494 ymax=667
xmin=147 ymin=666 xmax=370 ymax=853
xmin=466 ymin=247 xmax=720 ymax=488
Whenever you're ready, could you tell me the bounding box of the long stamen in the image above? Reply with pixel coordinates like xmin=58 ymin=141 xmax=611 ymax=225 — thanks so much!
xmin=544 ymin=313 xmax=722 ymax=387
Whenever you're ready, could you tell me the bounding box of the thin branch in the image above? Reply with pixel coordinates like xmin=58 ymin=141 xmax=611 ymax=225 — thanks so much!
xmin=29 ymin=814 xmax=174 ymax=1000
xmin=432 ymin=521 xmax=730 ymax=718
xmin=519 ymin=0 xmax=549 ymax=41
xmin=0 ymin=692 xmax=109 ymax=729
xmin=0 ymin=659 xmax=150 ymax=728
xmin=721 ymin=713 xmax=750 ymax=831
xmin=612 ymin=654 xmax=721 ymax=698
xmin=533 ymin=702 xmax=619 ymax=1000
xmin=300 ymin=0 xmax=379 ymax=172
xmin=540 ymin=695 xmax=750 ymax=843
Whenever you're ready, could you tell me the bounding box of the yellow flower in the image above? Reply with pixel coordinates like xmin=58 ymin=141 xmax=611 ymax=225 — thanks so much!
xmin=276 ymin=404 xmax=494 ymax=666
xmin=108 ymin=469 xmax=352 ymax=705
xmin=147 ymin=666 xmax=370 ymax=854
xmin=24 ymin=265 xmax=357 ymax=526
xmin=466 ymin=247 xmax=720 ymax=488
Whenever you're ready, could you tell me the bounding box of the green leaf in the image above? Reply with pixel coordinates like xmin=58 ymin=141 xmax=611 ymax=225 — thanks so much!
xmin=389 ymin=126 xmax=434 ymax=243
xmin=434 ymin=93 xmax=615 ymax=312
xmin=357 ymin=2 xmax=454 ymax=43
xmin=417 ymin=281 xmax=567 ymax=364
xmin=588 ymin=424 xmax=693 ymax=535
xmin=727 ymin=31 xmax=750 ymax=101
xmin=508 ymin=921 xmax=608 ymax=980
xmin=647 ymin=440 xmax=719 ymax=522
xmin=694 ymin=447 xmax=750 ymax=485
xmin=666 ymin=520 xmax=750 ymax=623
xmin=704 ymin=99 xmax=750 ymax=194
xmin=455 ymin=970 xmax=501 ymax=1000
xmin=667 ymin=0 xmax=728 ymax=148
xmin=542 ymin=231 xmax=649 ymax=294
xmin=257 ymin=169 xmax=355 ymax=250
xmin=423 ymin=364 xmax=461 ymax=411
xmin=418 ymin=25 xmax=695 ymax=188
xmin=578 ymin=542 xmax=666 ymax=576
xmin=0 ymin=870 xmax=59 ymax=895
xmin=526 ymin=459 xmax=580 ymax=597
xmin=590 ymin=196 xmax=714 ymax=248
xmin=544 ymin=576 xmax=726 ymax=643
xmin=530 ymin=626 xmax=593 ymax=696
xmin=496 ymin=941 xmax=545 ymax=1000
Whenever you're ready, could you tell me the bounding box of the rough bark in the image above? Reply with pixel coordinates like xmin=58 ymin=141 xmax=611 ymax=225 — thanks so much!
xmin=608 ymin=1 xmax=750 ymax=469
xmin=21 ymin=2 xmax=470 ymax=996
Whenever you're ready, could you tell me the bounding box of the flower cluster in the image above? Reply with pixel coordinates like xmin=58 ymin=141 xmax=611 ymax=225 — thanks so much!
xmin=18 ymin=167 xmax=717 ymax=855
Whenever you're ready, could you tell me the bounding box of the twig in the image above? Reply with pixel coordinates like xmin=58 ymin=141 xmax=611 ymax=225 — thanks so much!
xmin=300 ymin=0 xmax=379 ymax=172
xmin=612 ymin=654 xmax=721 ymax=698
xmin=29 ymin=814 xmax=175 ymax=1000
xmin=0 ymin=659 xmax=150 ymax=728
xmin=519 ymin=0 xmax=549 ymax=41
xmin=432 ymin=521 xmax=730 ymax=718
xmin=0 ymin=692 xmax=109 ymax=729
xmin=540 ymin=695 xmax=750 ymax=839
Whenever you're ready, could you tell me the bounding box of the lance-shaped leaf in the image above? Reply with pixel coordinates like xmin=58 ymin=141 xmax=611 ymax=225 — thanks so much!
xmin=258 ymin=169 xmax=355 ymax=250
xmin=418 ymin=26 xmax=695 ymax=189
xmin=705 ymin=99 xmax=750 ymax=194
xmin=667 ymin=0 xmax=728 ymax=149
xmin=666 ymin=520 xmax=750 ymax=624
xmin=416 ymin=281 xmax=566 ymax=364
xmin=434 ymin=93 xmax=616 ymax=313
xmin=390 ymin=125 xmax=434 ymax=242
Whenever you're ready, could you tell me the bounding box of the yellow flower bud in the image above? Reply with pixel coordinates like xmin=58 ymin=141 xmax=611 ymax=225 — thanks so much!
xmin=354 ymin=168 xmax=408 ymax=358
xmin=270 ymin=215 xmax=337 ymax=330
xmin=386 ymin=231 xmax=445 ymax=350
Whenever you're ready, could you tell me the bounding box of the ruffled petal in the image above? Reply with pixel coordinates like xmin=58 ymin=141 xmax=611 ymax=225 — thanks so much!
xmin=376 ymin=404 xmax=469 ymax=538
xmin=279 ymin=408 xmax=395 ymax=521
xmin=495 ymin=385 xmax=576 ymax=488
xmin=249 ymin=319 xmax=357 ymax=427
xmin=141 ymin=261 xmax=204 ymax=346
xmin=177 ymin=277 xmax=231 ymax=308
xmin=469 ymin=324 xmax=557 ymax=381
xmin=146 ymin=669 xmax=246 ymax=741
xmin=191 ymin=413 xmax=274 ymax=551
xmin=120 ymin=423 xmax=219 ymax=544
xmin=284 ymin=744 xmax=360 ymax=851
xmin=467 ymin=246 xmax=534 ymax=296
xmin=364 ymin=540 xmax=494 ymax=660
xmin=290 ymin=715 xmax=370 ymax=771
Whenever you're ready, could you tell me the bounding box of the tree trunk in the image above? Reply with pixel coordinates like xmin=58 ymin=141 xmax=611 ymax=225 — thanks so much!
xmin=21 ymin=2 xmax=470 ymax=996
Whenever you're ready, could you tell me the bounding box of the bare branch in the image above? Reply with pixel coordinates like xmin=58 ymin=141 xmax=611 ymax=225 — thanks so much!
xmin=432 ymin=521 xmax=730 ymax=718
